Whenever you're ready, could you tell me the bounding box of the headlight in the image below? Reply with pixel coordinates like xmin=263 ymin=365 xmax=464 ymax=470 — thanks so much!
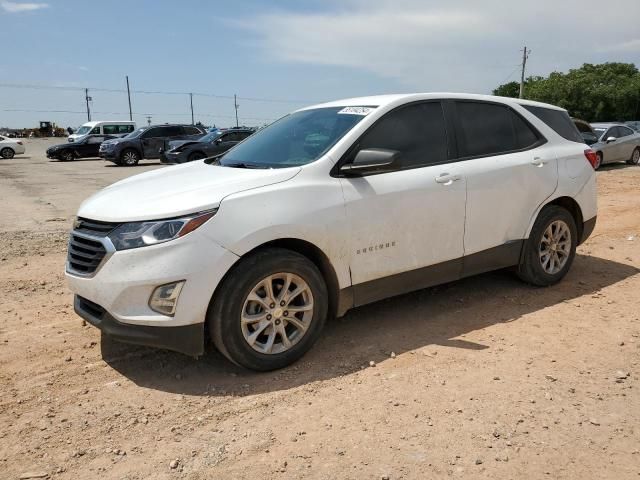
xmin=107 ymin=210 xmax=216 ymax=250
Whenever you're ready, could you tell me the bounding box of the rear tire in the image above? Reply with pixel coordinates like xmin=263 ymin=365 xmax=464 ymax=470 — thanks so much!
xmin=628 ymin=147 xmax=640 ymax=165
xmin=120 ymin=149 xmax=140 ymax=166
xmin=208 ymin=248 xmax=328 ymax=371
xmin=1 ymin=147 xmax=15 ymax=159
xmin=517 ymin=205 xmax=577 ymax=287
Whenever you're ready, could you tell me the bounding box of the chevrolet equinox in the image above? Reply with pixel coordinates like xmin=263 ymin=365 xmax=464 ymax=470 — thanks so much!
xmin=66 ymin=93 xmax=597 ymax=371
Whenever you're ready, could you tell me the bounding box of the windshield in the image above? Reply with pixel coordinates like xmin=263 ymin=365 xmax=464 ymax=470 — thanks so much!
xmin=219 ymin=107 xmax=371 ymax=168
xmin=75 ymin=126 xmax=91 ymax=135
xmin=200 ymin=132 xmax=222 ymax=143
xmin=125 ymin=128 xmax=146 ymax=139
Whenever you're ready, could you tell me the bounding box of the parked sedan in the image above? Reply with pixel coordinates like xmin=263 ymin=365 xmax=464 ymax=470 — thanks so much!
xmin=0 ymin=135 xmax=25 ymax=159
xmin=590 ymin=123 xmax=640 ymax=169
xmin=46 ymin=135 xmax=118 ymax=161
xmin=161 ymin=128 xmax=255 ymax=164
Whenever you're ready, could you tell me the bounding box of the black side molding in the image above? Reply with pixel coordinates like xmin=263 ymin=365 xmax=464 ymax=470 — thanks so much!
xmin=341 ymin=241 xmax=525 ymax=313
xmin=74 ymin=296 xmax=204 ymax=357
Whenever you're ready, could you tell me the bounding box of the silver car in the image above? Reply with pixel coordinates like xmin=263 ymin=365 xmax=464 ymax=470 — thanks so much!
xmin=590 ymin=122 xmax=640 ymax=169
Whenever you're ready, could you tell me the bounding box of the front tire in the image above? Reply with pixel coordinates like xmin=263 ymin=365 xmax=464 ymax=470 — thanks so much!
xmin=1 ymin=147 xmax=15 ymax=159
xmin=60 ymin=150 xmax=75 ymax=161
xmin=628 ymin=147 xmax=640 ymax=166
xmin=518 ymin=205 xmax=577 ymax=287
xmin=120 ymin=149 xmax=140 ymax=166
xmin=208 ymin=248 xmax=328 ymax=371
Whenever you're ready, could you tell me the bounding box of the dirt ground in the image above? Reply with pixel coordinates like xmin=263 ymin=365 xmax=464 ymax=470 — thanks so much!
xmin=1 ymin=138 xmax=639 ymax=480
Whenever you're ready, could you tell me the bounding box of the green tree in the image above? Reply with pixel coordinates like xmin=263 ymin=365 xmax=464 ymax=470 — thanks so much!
xmin=492 ymin=63 xmax=640 ymax=122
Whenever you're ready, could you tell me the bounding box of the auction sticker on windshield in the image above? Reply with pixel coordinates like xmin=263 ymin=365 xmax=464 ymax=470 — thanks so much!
xmin=337 ymin=106 xmax=375 ymax=115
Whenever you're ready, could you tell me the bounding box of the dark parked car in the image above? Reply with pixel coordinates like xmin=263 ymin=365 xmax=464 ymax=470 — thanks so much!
xmin=46 ymin=135 xmax=118 ymax=161
xmin=160 ymin=128 xmax=255 ymax=164
xmin=99 ymin=124 xmax=206 ymax=166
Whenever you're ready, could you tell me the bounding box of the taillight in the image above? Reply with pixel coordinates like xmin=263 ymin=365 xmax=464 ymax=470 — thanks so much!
xmin=584 ymin=149 xmax=597 ymax=169
xmin=17 ymin=141 xmax=23 ymax=145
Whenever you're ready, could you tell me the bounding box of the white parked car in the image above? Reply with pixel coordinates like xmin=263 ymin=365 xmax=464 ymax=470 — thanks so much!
xmin=0 ymin=135 xmax=25 ymax=159
xmin=66 ymin=93 xmax=597 ymax=371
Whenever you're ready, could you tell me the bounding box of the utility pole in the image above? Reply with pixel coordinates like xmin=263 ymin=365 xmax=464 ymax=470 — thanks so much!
xmin=189 ymin=93 xmax=194 ymax=125
xmin=126 ymin=75 xmax=133 ymax=121
xmin=85 ymin=88 xmax=92 ymax=121
xmin=234 ymin=94 xmax=239 ymax=127
xmin=146 ymin=115 xmax=152 ymax=126
xmin=519 ymin=46 xmax=531 ymax=99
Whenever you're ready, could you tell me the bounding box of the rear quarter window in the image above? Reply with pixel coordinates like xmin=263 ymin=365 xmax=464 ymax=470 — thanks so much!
xmin=524 ymin=106 xmax=583 ymax=143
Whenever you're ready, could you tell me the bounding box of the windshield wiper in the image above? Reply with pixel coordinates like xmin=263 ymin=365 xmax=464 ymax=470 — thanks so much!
xmin=222 ymin=162 xmax=268 ymax=169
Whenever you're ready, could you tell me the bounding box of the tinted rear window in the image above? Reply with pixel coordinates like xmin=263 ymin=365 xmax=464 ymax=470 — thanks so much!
xmin=456 ymin=102 xmax=516 ymax=157
xmin=524 ymin=106 xmax=583 ymax=143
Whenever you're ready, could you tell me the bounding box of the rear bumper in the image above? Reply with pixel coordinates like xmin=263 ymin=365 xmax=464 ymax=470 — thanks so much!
xmin=75 ymin=295 xmax=204 ymax=356
xmin=579 ymin=216 xmax=597 ymax=245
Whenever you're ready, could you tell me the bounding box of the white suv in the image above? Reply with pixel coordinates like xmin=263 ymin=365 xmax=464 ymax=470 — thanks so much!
xmin=66 ymin=93 xmax=597 ymax=371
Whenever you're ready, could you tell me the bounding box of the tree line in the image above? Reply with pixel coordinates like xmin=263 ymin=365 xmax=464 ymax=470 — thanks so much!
xmin=493 ymin=63 xmax=640 ymax=122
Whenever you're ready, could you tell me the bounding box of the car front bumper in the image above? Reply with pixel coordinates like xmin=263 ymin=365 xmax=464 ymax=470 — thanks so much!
xmin=65 ymin=229 xmax=240 ymax=356
xmin=160 ymin=151 xmax=188 ymax=164
xmin=99 ymin=150 xmax=118 ymax=160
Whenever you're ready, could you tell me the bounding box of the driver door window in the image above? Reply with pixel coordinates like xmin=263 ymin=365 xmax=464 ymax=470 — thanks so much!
xmin=356 ymin=102 xmax=449 ymax=169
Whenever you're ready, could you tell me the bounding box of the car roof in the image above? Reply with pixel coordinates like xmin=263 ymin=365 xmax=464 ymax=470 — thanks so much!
xmin=298 ymin=93 xmax=567 ymax=112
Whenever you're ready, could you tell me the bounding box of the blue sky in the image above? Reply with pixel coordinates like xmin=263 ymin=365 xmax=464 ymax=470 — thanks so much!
xmin=1 ymin=0 xmax=639 ymax=129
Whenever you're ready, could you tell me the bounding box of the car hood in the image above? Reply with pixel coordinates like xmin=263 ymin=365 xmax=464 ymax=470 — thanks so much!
xmin=167 ymin=139 xmax=198 ymax=150
xmin=77 ymin=161 xmax=301 ymax=222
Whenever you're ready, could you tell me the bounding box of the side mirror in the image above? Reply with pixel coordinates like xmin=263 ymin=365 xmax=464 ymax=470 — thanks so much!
xmin=606 ymin=136 xmax=617 ymax=143
xmin=339 ymin=148 xmax=400 ymax=176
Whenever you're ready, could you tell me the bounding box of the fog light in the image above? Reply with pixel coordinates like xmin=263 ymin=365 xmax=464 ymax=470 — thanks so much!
xmin=149 ymin=281 xmax=185 ymax=316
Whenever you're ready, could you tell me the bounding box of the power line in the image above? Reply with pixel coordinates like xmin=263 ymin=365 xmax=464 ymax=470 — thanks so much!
xmin=0 ymin=82 xmax=319 ymax=104
xmin=0 ymin=108 xmax=277 ymax=122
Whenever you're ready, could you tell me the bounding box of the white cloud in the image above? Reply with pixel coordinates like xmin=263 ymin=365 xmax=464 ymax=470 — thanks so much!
xmin=242 ymin=0 xmax=640 ymax=92
xmin=1 ymin=1 xmax=49 ymax=13
xmin=598 ymin=39 xmax=640 ymax=53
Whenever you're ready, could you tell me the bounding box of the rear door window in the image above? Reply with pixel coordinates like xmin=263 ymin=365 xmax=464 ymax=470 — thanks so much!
xmin=455 ymin=102 xmax=516 ymax=157
xmin=183 ymin=126 xmax=201 ymax=135
xmin=617 ymin=126 xmax=634 ymax=138
xmin=164 ymin=126 xmax=183 ymax=137
xmin=523 ymin=105 xmax=583 ymax=143
xmin=103 ymin=125 xmax=118 ymax=135
xmin=358 ymin=101 xmax=449 ymax=169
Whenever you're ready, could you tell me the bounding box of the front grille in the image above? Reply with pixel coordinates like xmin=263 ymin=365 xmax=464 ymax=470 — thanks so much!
xmin=77 ymin=296 xmax=105 ymax=319
xmin=75 ymin=217 xmax=119 ymax=236
xmin=68 ymin=234 xmax=107 ymax=274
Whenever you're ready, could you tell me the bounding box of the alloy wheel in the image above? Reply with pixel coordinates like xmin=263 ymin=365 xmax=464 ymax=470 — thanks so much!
xmin=632 ymin=149 xmax=640 ymax=165
xmin=241 ymin=273 xmax=314 ymax=354
xmin=539 ymin=220 xmax=571 ymax=275
xmin=123 ymin=151 xmax=138 ymax=165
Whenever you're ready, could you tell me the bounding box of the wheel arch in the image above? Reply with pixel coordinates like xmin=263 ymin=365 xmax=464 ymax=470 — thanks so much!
xmin=250 ymin=238 xmax=343 ymax=319
xmin=530 ymin=196 xmax=585 ymax=245
xmin=208 ymin=237 xmax=346 ymax=325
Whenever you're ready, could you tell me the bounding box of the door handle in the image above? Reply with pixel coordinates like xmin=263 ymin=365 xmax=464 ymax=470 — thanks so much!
xmin=531 ymin=157 xmax=547 ymax=167
xmin=435 ymin=173 xmax=461 ymax=185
